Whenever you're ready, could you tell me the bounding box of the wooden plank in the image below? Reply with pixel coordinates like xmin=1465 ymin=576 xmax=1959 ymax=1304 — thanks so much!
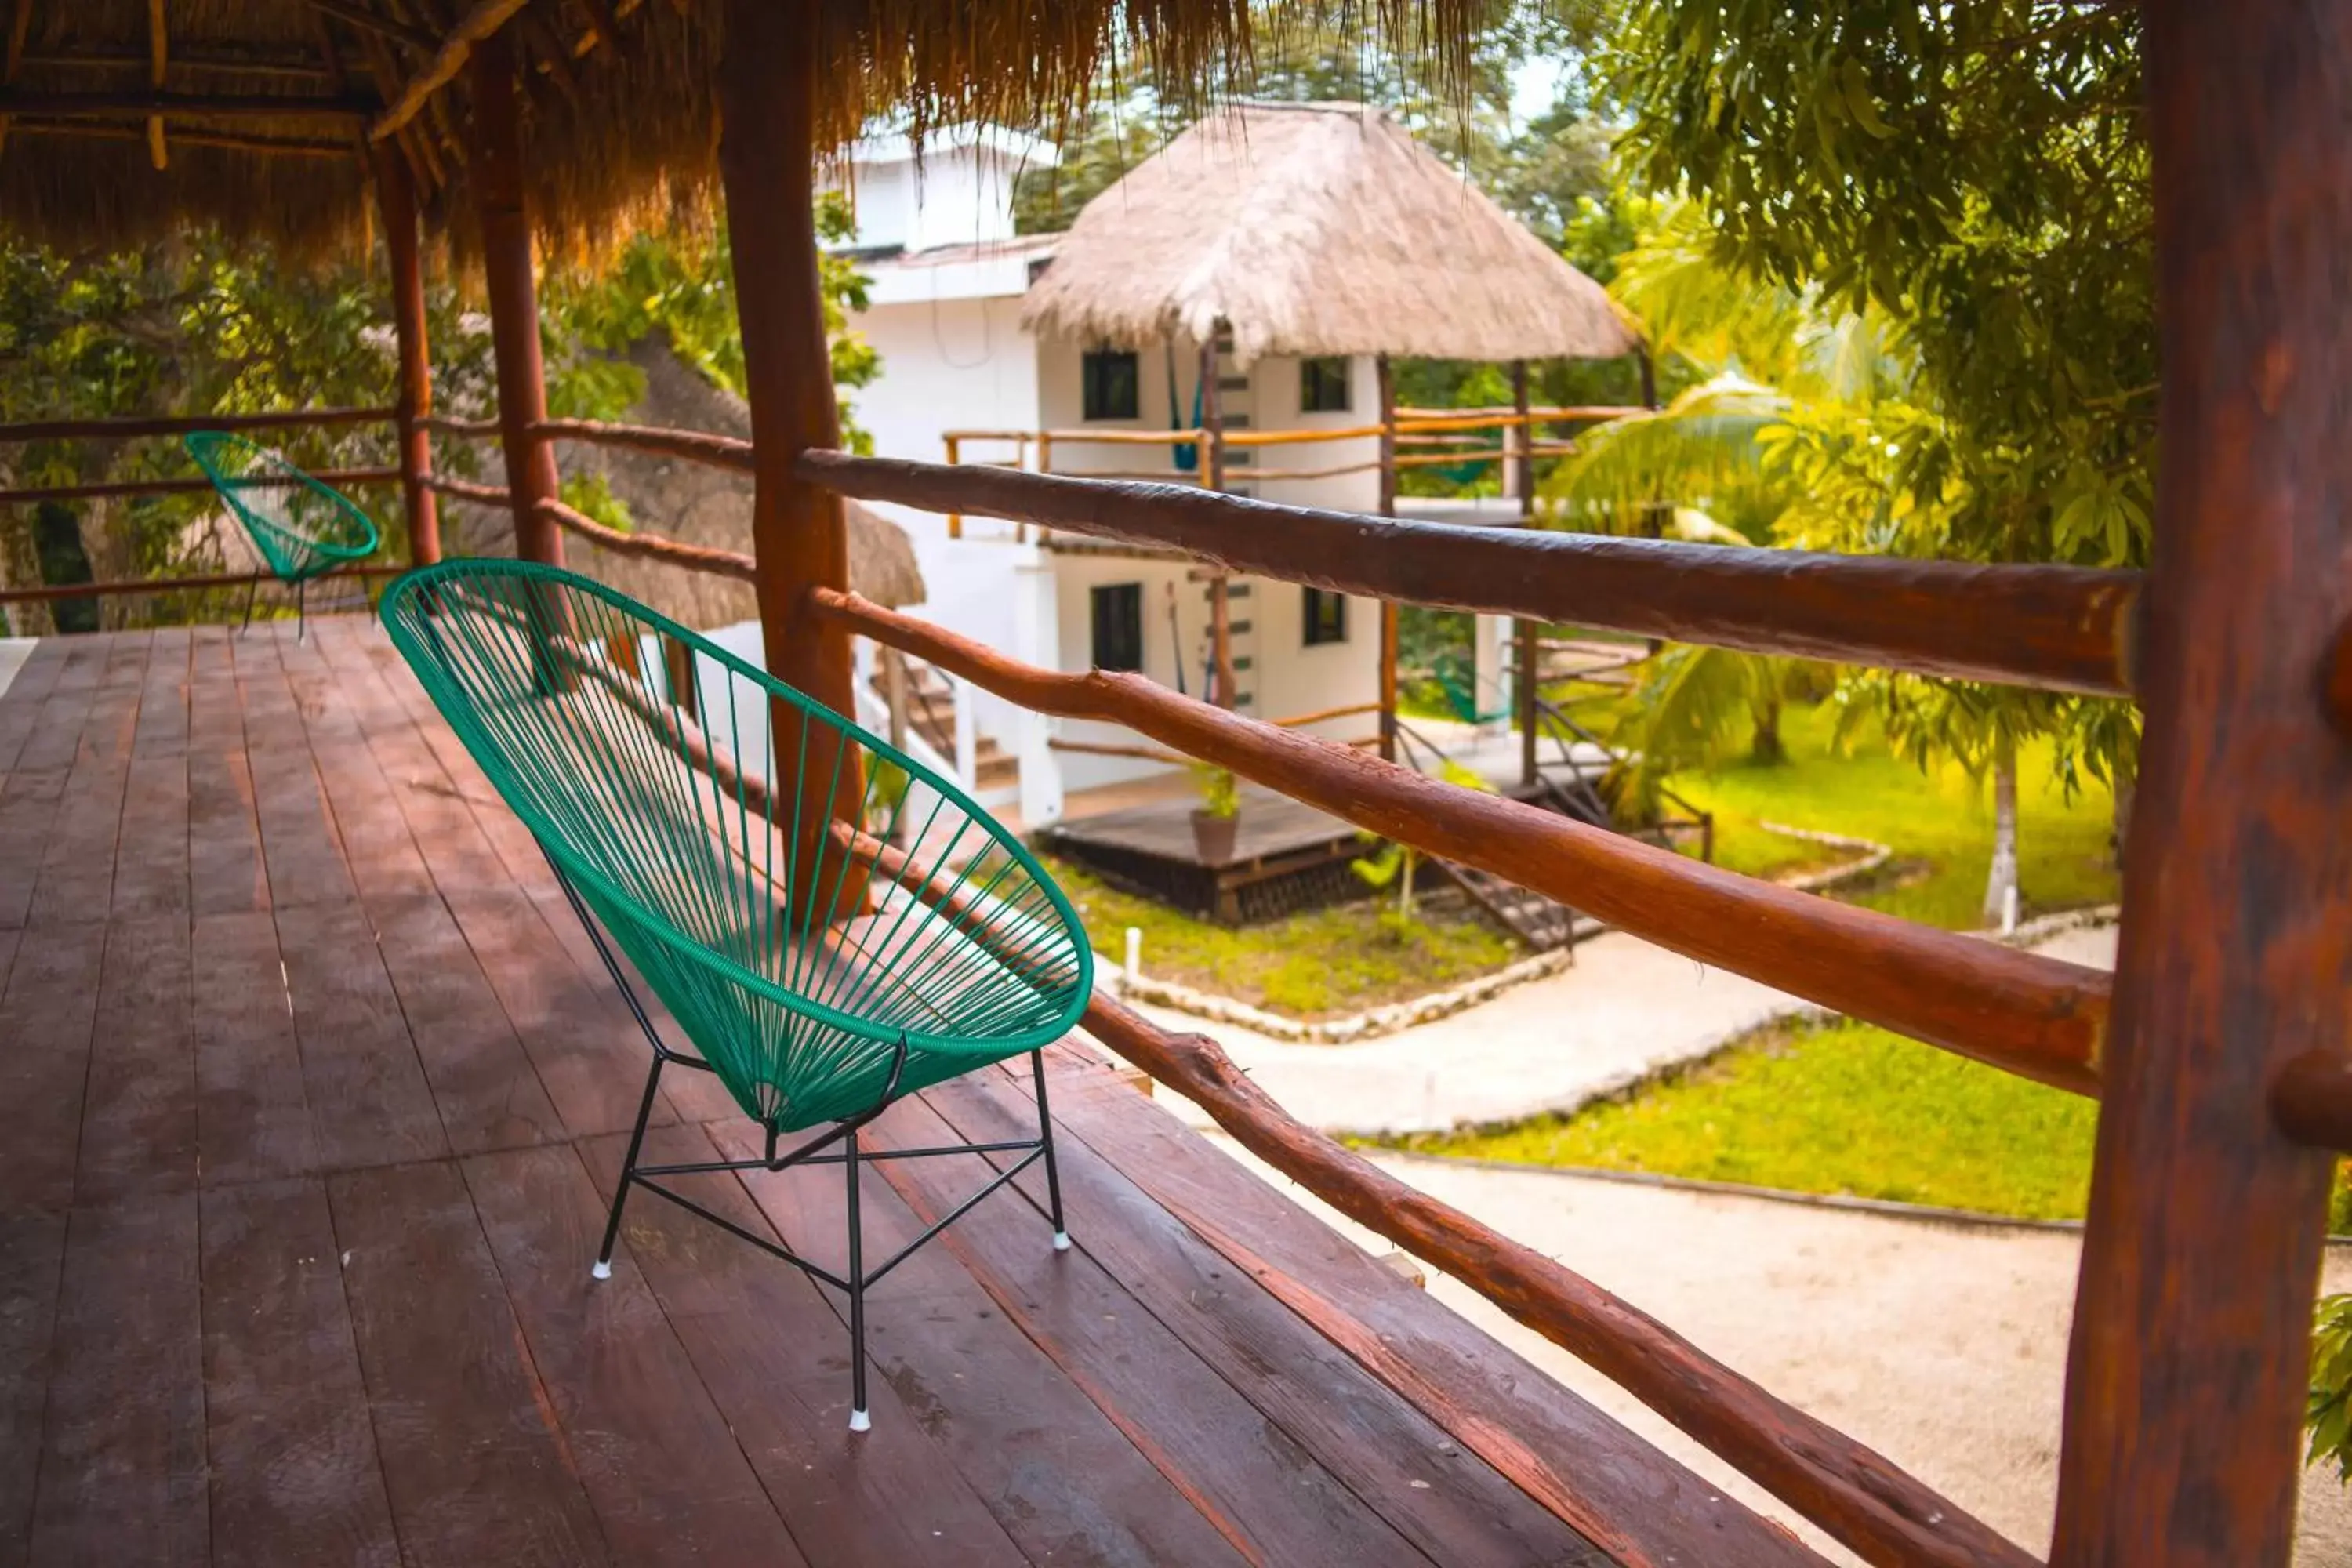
xmin=0 ymin=641 xmax=69 ymax=773
xmin=924 ymin=1068 xmax=1612 ymax=1568
xmin=858 ymin=1097 xmax=1434 ymax=1568
xmin=0 ymin=920 xmax=107 ymax=1213
xmin=368 ymin=891 xmax=564 ymax=1155
xmin=0 ymin=1211 xmax=66 ymax=1568
xmin=245 ymin=695 xmax=360 ymax=913
xmin=132 ymin=625 xmax=191 ymax=760
xmin=307 ymin=734 xmax=436 ymax=903
xmin=10 ymin=638 xmax=107 ymax=775
xmin=111 ymin=747 xmax=191 ymax=917
xmin=575 ymin=1125 xmax=1031 ymax=1567
xmin=200 ymin=1177 xmax=401 ymax=1568
xmin=27 ymin=1192 xmax=207 ymax=1566
xmin=713 ymin=1120 xmax=1255 ymax=1567
xmin=1037 ymin=1047 xmax=1831 ymax=1568
xmin=74 ymin=912 xmax=198 ymax=1204
xmin=442 ymin=882 xmax=679 ymax=1138
xmin=459 ymin=1145 xmax=800 ymax=1566
xmin=278 ymin=898 xmax=450 ymax=1171
xmin=328 ymin=1160 xmax=608 ymax=1567
xmin=26 ymin=648 xmax=140 ymax=927
xmin=192 ymin=911 xmax=318 ymax=1188
xmin=187 ymin=649 xmax=268 ymax=917
xmin=0 ymin=766 xmax=67 ymax=931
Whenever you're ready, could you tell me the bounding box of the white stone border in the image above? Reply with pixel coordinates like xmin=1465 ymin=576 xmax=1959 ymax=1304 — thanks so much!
xmin=1105 ymin=820 xmax=1901 ymax=1044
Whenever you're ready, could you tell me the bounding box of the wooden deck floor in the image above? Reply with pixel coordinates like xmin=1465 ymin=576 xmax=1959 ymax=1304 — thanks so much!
xmin=0 ymin=618 xmax=1807 ymax=1568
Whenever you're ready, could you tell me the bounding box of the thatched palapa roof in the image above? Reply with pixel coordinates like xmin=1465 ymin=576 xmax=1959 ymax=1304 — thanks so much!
xmin=0 ymin=4 xmax=1494 ymax=263
xmin=1021 ymin=102 xmax=1639 ymax=366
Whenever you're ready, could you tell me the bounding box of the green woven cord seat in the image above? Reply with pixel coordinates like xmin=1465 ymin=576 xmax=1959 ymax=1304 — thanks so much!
xmin=187 ymin=431 xmax=382 ymax=637
xmin=379 ymin=559 xmax=1092 ymax=1132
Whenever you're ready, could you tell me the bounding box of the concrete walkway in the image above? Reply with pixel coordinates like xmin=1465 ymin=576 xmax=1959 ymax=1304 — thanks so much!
xmin=1132 ymin=917 xmax=2118 ymax=1136
xmin=1202 ymin=1140 xmax=2352 ymax=1565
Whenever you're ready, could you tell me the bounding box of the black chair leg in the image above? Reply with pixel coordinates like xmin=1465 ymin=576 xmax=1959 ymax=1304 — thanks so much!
xmin=844 ymin=1123 xmax=871 ymax=1432
xmin=239 ymin=572 xmax=261 ymax=634
xmin=1032 ymin=1050 xmax=1072 ymax=1252
xmin=593 ymin=1052 xmax=665 ymax=1280
xmin=296 ymin=578 xmax=307 ymax=642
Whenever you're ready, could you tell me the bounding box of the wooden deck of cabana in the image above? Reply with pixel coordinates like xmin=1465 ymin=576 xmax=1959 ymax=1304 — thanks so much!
xmin=0 ymin=615 xmax=1809 ymax=1568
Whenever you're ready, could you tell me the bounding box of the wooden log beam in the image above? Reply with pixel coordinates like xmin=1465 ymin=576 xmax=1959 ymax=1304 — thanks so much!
xmin=532 ymin=495 xmax=755 ymax=581
xmin=3 ymin=118 xmax=354 ymax=156
xmin=308 ymin=0 xmax=437 ymax=54
xmin=2050 ymin=2 xmax=2351 ymax=1562
xmin=0 ymin=467 xmax=397 ymax=505
xmin=0 ymin=407 xmax=393 ymax=442
xmin=375 ymin=143 xmax=439 ymax=564
xmin=809 ymin=585 xmax=2109 ymax=1091
xmin=469 ymin=29 xmax=561 ymax=567
xmin=0 ymin=88 xmax=375 ymax=118
xmin=0 ymin=563 xmax=399 ymax=607
xmin=1079 ymin=992 xmax=2031 ymax=1568
xmin=718 ymin=0 xmax=867 ymax=921
xmin=423 ymin=474 xmax=508 ymax=505
xmin=371 ymin=0 xmax=531 ymax=143
xmin=528 ymin=416 xmax=754 ymax=470
xmin=802 ymin=450 xmax=2143 ymax=698
xmin=144 ymin=0 xmax=167 ymax=169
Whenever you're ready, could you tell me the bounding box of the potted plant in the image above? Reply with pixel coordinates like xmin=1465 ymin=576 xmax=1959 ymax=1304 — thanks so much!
xmin=1189 ymin=764 xmax=1240 ymax=865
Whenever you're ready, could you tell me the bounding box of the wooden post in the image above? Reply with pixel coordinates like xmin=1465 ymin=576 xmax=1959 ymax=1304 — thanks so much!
xmin=470 ymin=30 xmax=561 ymax=567
xmin=1376 ymin=352 xmax=1399 ymax=762
xmin=1512 ymin=359 xmax=1538 ymax=784
xmin=1199 ymin=333 xmax=1236 ymax=710
xmin=718 ymin=0 xmax=866 ymax=910
xmin=373 ymin=143 xmax=441 ymax=565
xmin=2051 ymin=2 xmax=2349 ymax=1563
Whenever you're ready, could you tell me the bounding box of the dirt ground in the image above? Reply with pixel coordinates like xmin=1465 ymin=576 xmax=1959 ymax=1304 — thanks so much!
xmin=1205 ymin=1136 xmax=2352 ymax=1566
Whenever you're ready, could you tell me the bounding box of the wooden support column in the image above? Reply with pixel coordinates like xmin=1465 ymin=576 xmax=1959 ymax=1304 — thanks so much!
xmin=374 ymin=143 xmax=441 ymax=565
xmin=2051 ymin=2 xmax=2350 ymax=1563
xmin=1513 ymin=358 xmax=1538 ymax=783
xmin=718 ymin=0 xmax=866 ymax=912
xmin=470 ymin=29 xmax=562 ymax=567
xmin=1376 ymin=352 xmax=1399 ymax=762
xmin=1199 ymin=332 xmax=1236 ymax=710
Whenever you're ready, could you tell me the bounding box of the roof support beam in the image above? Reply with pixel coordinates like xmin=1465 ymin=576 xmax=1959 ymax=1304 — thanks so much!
xmin=2050 ymin=0 xmax=2351 ymax=1562
xmin=469 ymin=28 xmax=563 ymax=569
xmin=307 ymin=0 xmax=437 ymax=56
xmin=372 ymin=0 xmax=532 ymax=143
xmin=718 ymin=0 xmax=870 ymax=924
xmin=0 ymin=89 xmax=373 ymax=119
xmin=146 ymin=0 xmax=166 ymax=169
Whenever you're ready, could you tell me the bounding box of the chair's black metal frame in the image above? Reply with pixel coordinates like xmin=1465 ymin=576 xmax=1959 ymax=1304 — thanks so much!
xmin=547 ymin=863 xmax=1072 ymax=1432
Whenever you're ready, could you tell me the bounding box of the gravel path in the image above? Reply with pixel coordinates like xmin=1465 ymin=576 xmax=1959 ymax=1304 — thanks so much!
xmin=1201 ymin=1138 xmax=2350 ymax=1565
xmin=1137 ymin=920 xmax=2118 ymax=1137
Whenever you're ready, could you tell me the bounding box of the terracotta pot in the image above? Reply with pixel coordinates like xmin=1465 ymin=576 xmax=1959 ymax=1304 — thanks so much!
xmin=1190 ymin=808 xmax=1240 ymax=866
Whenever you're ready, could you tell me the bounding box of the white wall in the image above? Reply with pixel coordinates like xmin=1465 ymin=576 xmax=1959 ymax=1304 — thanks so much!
xmin=1050 ymin=552 xmax=1376 ymax=795
xmin=1236 ymin=352 xmax=1383 ymax=515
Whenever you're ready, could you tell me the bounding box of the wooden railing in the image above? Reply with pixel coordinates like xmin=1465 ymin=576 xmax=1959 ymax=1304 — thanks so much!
xmin=0 ymin=407 xmax=405 ymax=621
xmin=439 ymin=406 xmax=2340 ymax=1568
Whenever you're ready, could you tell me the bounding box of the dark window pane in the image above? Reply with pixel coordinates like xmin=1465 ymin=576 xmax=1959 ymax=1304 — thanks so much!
xmin=1300 ymin=357 xmax=1352 ymax=413
xmin=1082 ymin=350 xmax=1140 ymax=421
xmin=1091 ymin=583 xmax=1145 ymax=671
xmin=1302 ymin=587 xmax=1348 ymax=647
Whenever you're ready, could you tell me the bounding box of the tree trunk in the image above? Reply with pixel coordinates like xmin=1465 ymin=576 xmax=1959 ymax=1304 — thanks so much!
xmin=1983 ymin=738 xmax=2020 ymax=929
xmin=1750 ymin=695 xmax=1785 ymax=765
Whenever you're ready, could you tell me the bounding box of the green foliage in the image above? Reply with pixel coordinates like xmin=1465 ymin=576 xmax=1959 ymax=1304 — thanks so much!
xmin=559 ymin=471 xmax=634 ymax=535
xmin=1386 ymin=1014 xmax=2102 ymax=1221
xmin=1665 ymin=700 xmax=2120 ymax=931
xmin=1190 ymin=763 xmax=1240 ymax=818
xmin=2310 ymin=1295 xmax=2352 ymax=1485
xmin=1050 ymin=855 xmax=1519 ymax=1019
xmin=540 ymin=194 xmax=879 ymax=451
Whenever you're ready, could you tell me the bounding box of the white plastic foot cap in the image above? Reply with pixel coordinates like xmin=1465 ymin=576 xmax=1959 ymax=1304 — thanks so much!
xmin=848 ymin=1408 xmax=872 ymax=1433
xmin=590 ymin=1259 xmax=613 ymax=1280
xmin=1052 ymin=1230 xmax=1072 ymax=1252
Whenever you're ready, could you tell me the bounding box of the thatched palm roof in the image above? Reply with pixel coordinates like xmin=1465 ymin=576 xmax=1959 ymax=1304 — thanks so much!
xmin=1020 ymin=102 xmax=1639 ymax=365
xmin=1 ymin=4 xmax=1490 ymax=261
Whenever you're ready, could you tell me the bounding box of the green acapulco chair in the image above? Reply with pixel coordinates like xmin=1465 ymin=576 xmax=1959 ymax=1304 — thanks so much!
xmin=186 ymin=431 xmax=382 ymax=639
xmin=379 ymin=560 xmax=1093 ymax=1432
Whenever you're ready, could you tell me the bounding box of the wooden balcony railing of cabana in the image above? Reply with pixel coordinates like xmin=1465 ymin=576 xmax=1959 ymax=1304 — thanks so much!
xmin=0 ymin=3 xmax=2345 ymax=1568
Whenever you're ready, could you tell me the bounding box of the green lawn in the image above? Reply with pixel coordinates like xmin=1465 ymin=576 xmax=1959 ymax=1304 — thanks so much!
xmin=1047 ymin=856 xmax=1520 ymax=1021
xmin=1665 ymin=702 xmax=2122 ymax=929
xmin=1388 ymin=1016 xmax=2103 ymax=1220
